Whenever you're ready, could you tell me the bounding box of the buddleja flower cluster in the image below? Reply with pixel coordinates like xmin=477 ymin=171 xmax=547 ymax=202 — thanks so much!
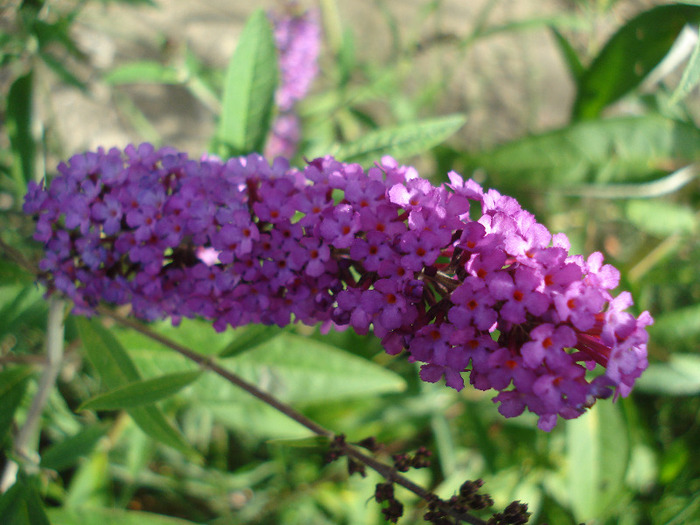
xmin=265 ymin=4 xmax=321 ymax=159
xmin=24 ymin=143 xmax=652 ymax=431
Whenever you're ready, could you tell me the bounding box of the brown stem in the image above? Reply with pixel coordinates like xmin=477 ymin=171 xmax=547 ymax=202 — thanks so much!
xmin=95 ymin=305 xmax=487 ymax=525
xmin=96 ymin=305 xmax=331 ymax=438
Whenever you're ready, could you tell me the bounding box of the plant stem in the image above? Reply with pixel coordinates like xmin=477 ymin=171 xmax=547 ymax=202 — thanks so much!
xmin=0 ymin=296 xmax=65 ymax=492
xmin=96 ymin=305 xmax=487 ymax=525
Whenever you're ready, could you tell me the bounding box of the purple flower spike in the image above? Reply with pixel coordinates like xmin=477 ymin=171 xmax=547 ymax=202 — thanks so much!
xmin=265 ymin=4 xmax=321 ymax=159
xmin=25 ymin=143 xmax=652 ymax=431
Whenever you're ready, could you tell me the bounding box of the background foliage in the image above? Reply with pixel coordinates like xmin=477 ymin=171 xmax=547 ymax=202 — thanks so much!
xmin=1 ymin=0 xmax=700 ymax=523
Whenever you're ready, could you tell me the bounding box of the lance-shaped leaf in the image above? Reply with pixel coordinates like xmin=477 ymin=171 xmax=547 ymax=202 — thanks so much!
xmin=334 ymin=114 xmax=466 ymax=167
xmin=670 ymin=30 xmax=700 ymax=105
xmin=549 ymin=26 xmax=585 ymax=82
xmin=625 ymin=199 xmax=697 ymax=236
xmin=39 ymin=425 xmax=108 ymax=472
xmin=103 ymin=61 xmax=182 ymax=85
xmin=635 ymin=354 xmax=700 ymax=396
xmin=560 ymin=402 xmax=629 ymax=521
xmin=218 ymin=324 xmax=285 ymax=358
xmin=0 ymin=367 xmax=33 ymax=446
xmin=463 ymin=115 xmax=700 ymax=190
xmin=222 ymin=333 xmax=407 ymax=404
xmin=78 ymin=371 xmax=202 ymax=411
xmin=573 ymin=4 xmax=700 ymax=119
xmin=648 ymin=302 xmax=700 ymax=353
xmin=48 ymin=507 xmax=200 ymax=525
xmin=76 ymin=318 xmax=197 ymax=458
xmin=214 ymin=9 xmax=278 ymax=156
xmin=0 ymin=475 xmax=50 ymax=525
xmin=7 ymin=72 xmax=35 ymax=198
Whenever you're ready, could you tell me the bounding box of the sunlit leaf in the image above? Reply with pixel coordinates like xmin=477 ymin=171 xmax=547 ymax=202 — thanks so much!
xmin=115 ymin=331 xmax=406 ymax=438
xmin=78 ymin=371 xmax=202 ymax=411
xmin=103 ymin=62 xmax=181 ymax=85
xmin=670 ymin=30 xmax=700 ymax=105
xmin=565 ymin=401 xmax=629 ymax=521
xmin=40 ymin=425 xmax=108 ymax=472
xmin=625 ymin=199 xmax=696 ymax=236
xmin=648 ymin=302 xmax=700 ymax=352
xmin=76 ymin=318 xmax=197 ymax=457
xmin=636 ymin=354 xmax=700 ymax=395
xmin=115 ymin=317 xmax=233 ymax=357
xmin=48 ymin=507 xmax=200 ymax=525
xmin=218 ymin=324 xmax=285 ymax=358
xmin=573 ymin=4 xmax=700 ymax=119
xmin=334 ymin=114 xmax=466 ymax=166
xmin=63 ymin=449 xmax=110 ymax=509
xmin=96 ymin=0 xmax=157 ymax=5
xmin=266 ymin=435 xmax=331 ymax=448
xmin=225 ymin=333 xmax=407 ymax=404
xmin=215 ymin=9 xmax=278 ymax=156
xmin=464 ymin=115 xmax=700 ymax=190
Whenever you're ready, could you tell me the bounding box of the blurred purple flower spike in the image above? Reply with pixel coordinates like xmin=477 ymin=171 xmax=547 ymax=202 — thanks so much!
xmin=265 ymin=3 xmax=321 ymax=159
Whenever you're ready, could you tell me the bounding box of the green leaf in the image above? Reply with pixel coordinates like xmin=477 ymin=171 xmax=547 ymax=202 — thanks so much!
xmin=63 ymin=449 xmax=110 ymax=509
xmin=120 ymin=332 xmax=406 ymax=438
xmin=115 ymin=317 xmax=234 ymax=357
xmin=625 ymin=199 xmax=696 ymax=236
xmin=0 ymin=367 xmax=33 ymax=445
xmin=77 ymin=317 xmax=141 ymax=385
xmin=40 ymin=51 xmax=87 ymax=91
xmin=549 ymin=26 xmax=585 ymax=81
xmin=0 ymin=260 xmax=35 ymax=286
xmin=32 ymin=18 xmax=84 ymax=58
xmin=97 ymin=0 xmax=157 ymax=5
xmin=266 ymin=435 xmax=331 ymax=448
xmin=565 ymin=401 xmax=629 ymax=521
xmin=0 ymin=285 xmax=45 ymax=338
xmin=573 ymin=4 xmax=700 ymax=119
xmin=0 ymin=476 xmax=50 ymax=525
xmin=464 ymin=115 xmax=700 ymax=190
xmin=76 ymin=318 xmax=197 ymax=457
xmin=670 ymin=31 xmax=700 ymax=105
xmin=205 ymin=398 xmax=309 ymax=438
xmin=6 ymin=72 xmax=35 ymax=196
xmin=48 ymin=507 xmax=213 ymax=524
xmin=218 ymin=324 xmax=285 ymax=357
xmin=78 ymin=371 xmax=202 ymax=411
xmin=39 ymin=424 xmax=108 ymax=472
xmin=103 ymin=61 xmax=182 ymax=85
xmin=648 ymin=302 xmax=700 ymax=352
xmin=214 ymin=9 xmax=278 ymax=156
xmin=635 ymin=354 xmax=700 ymax=395
xmin=334 ymin=114 xmax=466 ymax=167
xmin=119 ymin=332 xmax=406 ymax=405
xmin=225 ymin=333 xmax=406 ymax=404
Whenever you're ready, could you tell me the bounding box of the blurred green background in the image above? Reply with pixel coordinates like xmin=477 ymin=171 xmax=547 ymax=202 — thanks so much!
xmin=2 ymin=0 xmax=700 ymax=523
